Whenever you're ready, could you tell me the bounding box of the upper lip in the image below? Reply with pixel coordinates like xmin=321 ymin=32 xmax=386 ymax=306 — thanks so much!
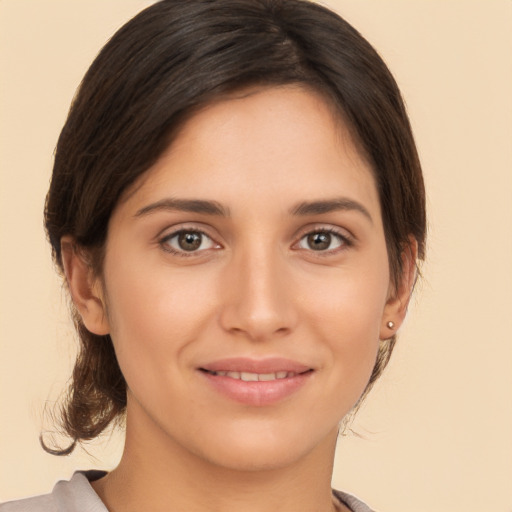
xmin=199 ymin=357 xmax=312 ymax=374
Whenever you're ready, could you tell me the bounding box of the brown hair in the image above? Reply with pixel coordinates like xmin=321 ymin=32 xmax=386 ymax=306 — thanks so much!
xmin=43 ymin=0 xmax=426 ymax=454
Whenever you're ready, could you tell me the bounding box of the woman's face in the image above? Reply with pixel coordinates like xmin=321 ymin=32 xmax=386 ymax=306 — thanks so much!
xmin=95 ymin=86 xmax=397 ymax=471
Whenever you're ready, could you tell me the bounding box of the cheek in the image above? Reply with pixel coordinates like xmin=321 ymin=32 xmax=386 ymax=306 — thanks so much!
xmin=101 ymin=253 xmax=217 ymax=386
xmin=299 ymin=259 xmax=389 ymax=390
xmin=302 ymin=257 xmax=389 ymax=335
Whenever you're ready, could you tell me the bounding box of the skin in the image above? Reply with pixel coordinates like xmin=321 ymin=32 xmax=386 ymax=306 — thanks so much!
xmin=63 ymin=86 xmax=416 ymax=512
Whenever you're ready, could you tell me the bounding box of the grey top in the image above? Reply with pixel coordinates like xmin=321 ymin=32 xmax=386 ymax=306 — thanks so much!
xmin=0 ymin=471 xmax=376 ymax=512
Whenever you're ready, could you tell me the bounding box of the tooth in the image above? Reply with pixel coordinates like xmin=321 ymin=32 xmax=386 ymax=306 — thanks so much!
xmin=258 ymin=373 xmax=276 ymax=381
xmin=240 ymin=372 xmax=258 ymax=382
xmin=227 ymin=371 xmax=240 ymax=379
xmin=276 ymin=371 xmax=288 ymax=379
xmin=216 ymin=371 xmax=227 ymax=376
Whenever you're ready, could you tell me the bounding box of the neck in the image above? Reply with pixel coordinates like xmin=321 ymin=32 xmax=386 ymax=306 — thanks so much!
xmin=92 ymin=403 xmax=344 ymax=512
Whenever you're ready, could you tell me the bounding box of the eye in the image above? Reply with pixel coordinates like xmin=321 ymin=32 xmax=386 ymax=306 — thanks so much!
xmin=297 ymin=229 xmax=348 ymax=252
xmin=161 ymin=230 xmax=218 ymax=255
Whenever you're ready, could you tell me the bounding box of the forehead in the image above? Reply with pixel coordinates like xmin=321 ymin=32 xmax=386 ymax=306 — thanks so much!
xmin=118 ymin=86 xmax=380 ymax=220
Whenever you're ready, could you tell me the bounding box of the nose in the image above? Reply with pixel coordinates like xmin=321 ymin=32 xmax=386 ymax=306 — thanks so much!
xmin=218 ymin=244 xmax=299 ymax=342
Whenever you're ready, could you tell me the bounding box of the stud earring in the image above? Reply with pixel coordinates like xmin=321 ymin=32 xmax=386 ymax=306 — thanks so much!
xmin=386 ymin=321 xmax=395 ymax=329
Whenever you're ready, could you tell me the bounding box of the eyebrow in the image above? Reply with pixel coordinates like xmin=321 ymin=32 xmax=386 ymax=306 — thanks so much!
xmin=135 ymin=196 xmax=372 ymax=223
xmin=289 ymin=197 xmax=373 ymax=223
xmin=135 ymin=198 xmax=230 ymax=217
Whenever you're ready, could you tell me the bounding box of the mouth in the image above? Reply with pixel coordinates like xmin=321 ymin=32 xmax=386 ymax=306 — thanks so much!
xmin=200 ymin=369 xmax=311 ymax=381
xmin=198 ymin=358 xmax=314 ymax=406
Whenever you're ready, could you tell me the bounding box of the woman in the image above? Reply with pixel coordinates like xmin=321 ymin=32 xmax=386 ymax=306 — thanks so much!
xmin=1 ymin=0 xmax=425 ymax=511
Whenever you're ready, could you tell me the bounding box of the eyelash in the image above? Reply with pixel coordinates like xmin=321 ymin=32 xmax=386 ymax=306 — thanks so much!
xmin=158 ymin=226 xmax=353 ymax=258
xmin=159 ymin=228 xmax=219 ymax=258
xmin=295 ymin=227 xmax=353 ymax=255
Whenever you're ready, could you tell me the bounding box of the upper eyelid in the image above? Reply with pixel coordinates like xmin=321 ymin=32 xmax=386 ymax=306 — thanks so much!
xmin=293 ymin=223 xmax=355 ymax=242
xmin=160 ymin=228 xmax=219 ymax=247
xmin=296 ymin=228 xmax=351 ymax=248
xmin=158 ymin=229 xmax=221 ymax=258
xmin=162 ymin=229 xmax=212 ymax=242
xmin=156 ymin=223 xmax=354 ymax=248
xmin=156 ymin=222 xmax=219 ymax=241
xmin=300 ymin=226 xmax=350 ymax=237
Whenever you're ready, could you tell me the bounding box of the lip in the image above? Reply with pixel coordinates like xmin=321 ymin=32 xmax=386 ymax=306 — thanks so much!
xmin=198 ymin=357 xmax=314 ymax=406
xmin=200 ymin=357 xmax=312 ymax=374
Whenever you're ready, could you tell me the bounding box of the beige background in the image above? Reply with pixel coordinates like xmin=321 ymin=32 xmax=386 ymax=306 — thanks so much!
xmin=1 ymin=1 xmax=511 ymax=510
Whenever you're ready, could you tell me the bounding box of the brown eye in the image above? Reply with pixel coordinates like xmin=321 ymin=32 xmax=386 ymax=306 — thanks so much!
xmin=178 ymin=232 xmax=202 ymax=251
xmin=307 ymin=232 xmax=331 ymax=250
xmin=162 ymin=230 xmax=217 ymax=254
xmin=298 ymin=230 xmax=345 ymax=252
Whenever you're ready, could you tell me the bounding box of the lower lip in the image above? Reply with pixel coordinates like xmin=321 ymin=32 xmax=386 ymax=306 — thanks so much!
xmin=200 ymin=371 xmax=313 ymax=406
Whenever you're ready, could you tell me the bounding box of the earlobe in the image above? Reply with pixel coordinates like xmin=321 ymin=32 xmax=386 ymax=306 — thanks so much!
xmin=380 ymin=238 xmax=418 ymax=339
xmin=61 ymin=236 xmax=110 ymax=335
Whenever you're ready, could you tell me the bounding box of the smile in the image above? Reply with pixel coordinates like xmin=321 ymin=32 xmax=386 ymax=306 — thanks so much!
xmin=198 ymin=359 xmax=314 ymax=406
xmin=202 ymin=370 xmax=301 ymax=381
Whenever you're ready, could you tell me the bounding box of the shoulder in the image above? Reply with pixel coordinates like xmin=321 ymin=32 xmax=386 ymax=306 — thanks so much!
xmin=333 ymin=488 xmax=377 ymax=512
xmin=0 ymin=494 xmax=55 ymax=512
xmin=0 ymin=471 xmax=108 ymax=512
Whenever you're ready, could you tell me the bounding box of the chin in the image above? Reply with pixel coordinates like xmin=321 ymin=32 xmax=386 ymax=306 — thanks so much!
xmin=188 ymin=418 xmax=340 ymax=473
xmin=200 ymin=443 xmax=310 ymax=473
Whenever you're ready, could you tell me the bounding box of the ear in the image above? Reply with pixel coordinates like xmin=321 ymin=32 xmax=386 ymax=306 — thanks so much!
xmin=380 ymin=237 xmax=418 ymax=340
xmin=61 ymin=236 xmax=110 ymax=335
